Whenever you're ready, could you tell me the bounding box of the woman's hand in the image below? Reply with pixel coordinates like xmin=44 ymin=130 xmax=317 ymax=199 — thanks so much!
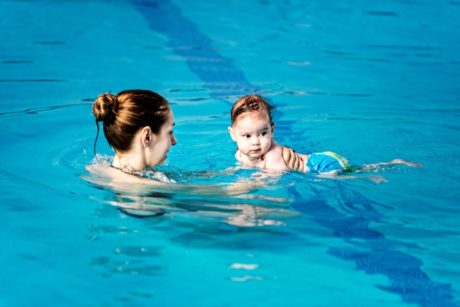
xmin=224 ymin=180 xmax=265 ymax=196
xmin=282 ymin=147 xmax=306 ymax=172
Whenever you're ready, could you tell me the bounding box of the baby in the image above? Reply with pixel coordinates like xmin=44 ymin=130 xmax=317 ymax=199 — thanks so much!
xmin=228 ymin=94 xmax=348 ymax=173
xmin=228 ymin=95 xmax=419 ymax=174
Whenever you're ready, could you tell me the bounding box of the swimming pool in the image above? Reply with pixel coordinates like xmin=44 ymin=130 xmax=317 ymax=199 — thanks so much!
xmin=1 ymin=0 xmax=459 ymax=305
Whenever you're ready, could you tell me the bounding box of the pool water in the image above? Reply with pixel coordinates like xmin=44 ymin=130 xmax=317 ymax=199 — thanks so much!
xmin=1 ymin=0 xmax=459 ymax=306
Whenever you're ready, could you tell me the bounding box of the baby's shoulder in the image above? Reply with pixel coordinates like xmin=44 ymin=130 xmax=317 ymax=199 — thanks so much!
xmin=265 ymin=143 xmax=283 ymax=160
xmin=264 ymin=144 xmax=288 ymax=170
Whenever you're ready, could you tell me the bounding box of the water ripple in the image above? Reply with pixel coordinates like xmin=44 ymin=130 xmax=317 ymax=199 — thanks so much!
xmin=33 ymin=41 xmax=66 ymax=45
xmin=1 ymin=60 xmax=34 ymax=64
xmin=0 ymin=79 xmax=66 ymax=83
xmin=365 ymin=11 xmax=398 ymax=17
xmin=0 ymin=102 xmax=89 ymax=118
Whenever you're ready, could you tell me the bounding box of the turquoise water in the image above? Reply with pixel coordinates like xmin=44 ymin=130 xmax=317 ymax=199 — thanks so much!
xmin=1 ymin=0 xmax=460 ymax=306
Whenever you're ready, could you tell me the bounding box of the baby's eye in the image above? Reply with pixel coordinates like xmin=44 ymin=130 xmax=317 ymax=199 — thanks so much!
xmin=261 ymin=131 xmax=268 ymax=136
xmin=244 ymin=134 xmax=251 ymax=139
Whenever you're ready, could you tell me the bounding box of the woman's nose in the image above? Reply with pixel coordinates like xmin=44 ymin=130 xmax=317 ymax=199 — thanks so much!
xmin=171 ymin=134 xmax=177 ymax=145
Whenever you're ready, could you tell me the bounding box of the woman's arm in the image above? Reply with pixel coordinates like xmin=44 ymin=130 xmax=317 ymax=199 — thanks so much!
xmin=85 ymin=163 xmax=263 ymax=196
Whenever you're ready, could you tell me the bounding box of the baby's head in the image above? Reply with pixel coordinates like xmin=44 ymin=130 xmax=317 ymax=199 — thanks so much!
xmin=229 ymin=95 xmax=275 ymax=160
xmin=231 ymin=94 xmax=274 ymax=127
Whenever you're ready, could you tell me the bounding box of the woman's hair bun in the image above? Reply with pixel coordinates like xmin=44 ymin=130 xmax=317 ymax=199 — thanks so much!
xmin=92 ymin=93 xmax=118 ymax=123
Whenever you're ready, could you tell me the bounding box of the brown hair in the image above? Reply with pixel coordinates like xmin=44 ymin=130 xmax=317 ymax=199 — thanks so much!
xmin=92 ymin=89 xmax=170 ymax=153
xmin=231 ymin=94 xmax=273 ymax=126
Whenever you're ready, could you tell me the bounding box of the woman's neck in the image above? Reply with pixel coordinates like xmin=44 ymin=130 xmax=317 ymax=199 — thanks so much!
xmin=112 ymin=152 xmax=146 ymax=173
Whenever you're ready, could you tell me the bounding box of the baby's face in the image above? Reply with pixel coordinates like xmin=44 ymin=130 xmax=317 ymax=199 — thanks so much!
xmin=229 ymin=112 xmax=273 ymax=161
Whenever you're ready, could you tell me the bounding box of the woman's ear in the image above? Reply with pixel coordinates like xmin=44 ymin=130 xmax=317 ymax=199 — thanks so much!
xmin=141 ymin=126 xmax=156 ymax=147
xmin=228 ymin=126 xmax=236 ymax=141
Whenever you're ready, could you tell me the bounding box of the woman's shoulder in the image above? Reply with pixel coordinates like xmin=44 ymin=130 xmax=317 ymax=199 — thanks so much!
xmin=85 ymin=161 xmax=172 ymax=188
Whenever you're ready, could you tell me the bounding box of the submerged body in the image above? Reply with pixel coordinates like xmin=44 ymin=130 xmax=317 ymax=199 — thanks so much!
xmin=234 ymin=139 xmax=348 ymax=174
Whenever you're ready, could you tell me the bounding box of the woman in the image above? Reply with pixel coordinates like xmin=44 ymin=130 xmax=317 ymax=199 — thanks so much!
xmin=88 ymin=89 xmax=261 ymax=196
xmin=87 ymin=89 xmax=280 ymax=221
xmin=91 ymin=89 xmax=176 ymax=183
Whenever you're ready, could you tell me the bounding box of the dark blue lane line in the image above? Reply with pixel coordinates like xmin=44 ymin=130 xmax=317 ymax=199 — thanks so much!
xmin=132 ymin=0 xmax=296 ymax=128
xmin=131 ymin=1 xmax=457 ymax=305
xmin=133 ymin=0 xmax=257 ymax=99
xmin=290 ymin=184 xmax=456 ymax=307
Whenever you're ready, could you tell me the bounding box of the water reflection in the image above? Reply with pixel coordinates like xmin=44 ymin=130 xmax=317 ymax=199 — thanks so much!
xmin=84 ymin=158 xmax=293 ymax=229
xmin=83 ymin=157 xmax=456 ymax=305
xmin=90 ymin=256 xmax=162 ymax=276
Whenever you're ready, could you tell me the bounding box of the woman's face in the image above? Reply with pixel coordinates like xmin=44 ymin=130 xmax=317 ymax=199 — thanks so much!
xmin=147 ymin=110 xmax=177 ymax=167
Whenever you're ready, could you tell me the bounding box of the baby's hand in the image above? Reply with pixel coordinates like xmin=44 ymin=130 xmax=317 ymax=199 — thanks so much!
xmin=282 ymin=147 xmax=306 ymax=172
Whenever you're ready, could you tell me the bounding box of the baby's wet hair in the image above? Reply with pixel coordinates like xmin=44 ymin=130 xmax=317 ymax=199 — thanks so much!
xmin=231 ymin=94 xmax=274 ymax=126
